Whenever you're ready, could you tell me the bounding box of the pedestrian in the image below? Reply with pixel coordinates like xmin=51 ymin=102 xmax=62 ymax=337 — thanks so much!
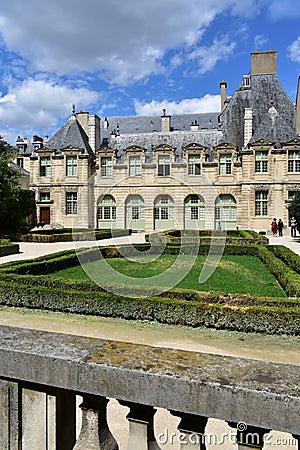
xmin=290 ymin=217 xmax=297 ymax=237
xmin=271 ymin=218 xmax=278 ymax=237
xmin=277 ymin=219 xmax=283 ymax=236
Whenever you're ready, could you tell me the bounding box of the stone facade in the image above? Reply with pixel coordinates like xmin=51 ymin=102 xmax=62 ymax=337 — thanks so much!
xmin=15 ymin=50 xmax=300 ymax=232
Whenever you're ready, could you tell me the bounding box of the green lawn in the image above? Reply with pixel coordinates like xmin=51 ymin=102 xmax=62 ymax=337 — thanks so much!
xmin=49 ymin=255 xmax=286 ymax=297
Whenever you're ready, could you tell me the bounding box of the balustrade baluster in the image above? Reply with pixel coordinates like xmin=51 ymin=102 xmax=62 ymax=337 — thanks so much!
xmin=171 ymin=411 xmax=208 ymax=449
xmin=120 ymin=401 xmax=160 ymax=450
xmin=73 ymin=395 xmax=118 ymax=450
xmin=228 ymin=422 xmax=270 ymax=449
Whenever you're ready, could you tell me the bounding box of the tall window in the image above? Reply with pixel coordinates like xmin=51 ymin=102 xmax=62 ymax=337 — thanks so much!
xmin=288 ymin=150 xmax=300 ymax=172
xmin=154 ymin=195 xmax=173 ymax=220
xmin=101 ymin=157 xmax=112 ymax=177
xmin=66 ymin=156 xmax=77 ymax=176
xmin=129 ymin=156 xmax=141 ymax=177
xmin=255 ymin=151 xmax=268 ymax=173
xmin=158 ymin=155 xmax=170 ymax=176
xmin=40 ymin=157 xmax=51 ymax=177
xmin=66 ymin=192 xmax=77 ymax=215
xmin=255 ymin=191 xmax=268 ymax=216
xmin=188 ymin=154 xmax=201 ymax=175
xmin=219 ymin=154 xmax=232 ymax=175
xmin=98 ymin=195 xmax=116 ymax=220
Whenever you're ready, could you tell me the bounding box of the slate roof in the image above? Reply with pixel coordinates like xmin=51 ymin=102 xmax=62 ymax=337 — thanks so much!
xmin=100 ymin=112 xmax=219 ymax=140
xmin=219 ymin=74 xmax=296 ymax=149
xmin=46 ymin=115 xmax=94 ymax=156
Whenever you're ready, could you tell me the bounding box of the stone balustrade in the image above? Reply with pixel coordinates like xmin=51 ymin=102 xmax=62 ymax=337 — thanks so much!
xmin=0 ymin=325 xmax=299 ymax=449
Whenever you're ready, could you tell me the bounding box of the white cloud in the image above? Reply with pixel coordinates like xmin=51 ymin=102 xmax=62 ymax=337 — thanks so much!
xmin=266 ymin=0 xmax=300 ymax=21
xmin=134 ymin=94 xmax=220 ymax=115
xmin=0 ymin=0 xmax=261 ymax=85
xmin=254 ymin=34 xmax=268 ymax=50
xmin=188 ymin=37 xmax=236 ymax=74
xmin=288 ymin=37 xmax=300 ymax=64
xmin=0 ymin=79 xmax=100 ymax=140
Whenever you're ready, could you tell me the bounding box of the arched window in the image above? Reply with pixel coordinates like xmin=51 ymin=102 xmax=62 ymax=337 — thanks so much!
xmin=184 ymin=194 xmax=205 ymax=230
xmin=215 ymin=195 xmax=237 ymax=230
xmin=97 ymin=195 xmax=116 ymax=229
xmin=125 ymin=195 xmax=145 ymax=230
xmin=154 ymin=195 xmax=174 ymax=230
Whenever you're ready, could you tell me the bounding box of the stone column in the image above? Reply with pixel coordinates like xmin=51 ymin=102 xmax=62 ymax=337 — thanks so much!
xmin=73 ymin=395 xmax=118 ymax=450
xmin=171 ymin=411 xmax=208 ymax=449
xmin=0 ymin=380 xmax=20 ymax=450
xmin=228 ymin=422 xmax=270 ymax=449
xmin=120 ymin=401 xmax=160 ymax=450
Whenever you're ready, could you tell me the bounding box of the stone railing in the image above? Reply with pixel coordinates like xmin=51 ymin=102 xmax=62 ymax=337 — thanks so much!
xmin=0 ymin=325 xmax=299 ymax=449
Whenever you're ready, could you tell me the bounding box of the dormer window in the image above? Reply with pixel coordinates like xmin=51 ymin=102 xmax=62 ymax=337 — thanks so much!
xmin=40 ymin=156 xmax=51 ymax=177
xmin=188 ymin=154 xmax=201 ymax=175
xmin=66 ymin=155 xmax=78 ymax=177
xmin=158 ymin=155 xmax=170 ymax=176
xmin=243 ymin=75 xmax=251 ymax=88
xmin=219 ymin=153 xmax=232 ymax=175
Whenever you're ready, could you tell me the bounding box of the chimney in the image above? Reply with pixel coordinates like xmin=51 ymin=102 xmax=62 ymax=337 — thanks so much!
xmin=161 ymin=109 xmax=171 ymax=132
xmin=251 ymin=49 xmax=277 ymax=75
xmin=88 ymin=114 xmax=101 ymax=151
xmin=220 ymin=80 xmax=227 ymax=112
xmin=244 ymin=108 xmax=253 ymax=147
xmin=296 ymin=77 xmax=300 ymax=135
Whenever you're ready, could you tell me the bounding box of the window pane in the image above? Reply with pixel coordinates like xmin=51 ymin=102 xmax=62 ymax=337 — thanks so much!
xmin=101 ymin=157 xmax=112 ymax=177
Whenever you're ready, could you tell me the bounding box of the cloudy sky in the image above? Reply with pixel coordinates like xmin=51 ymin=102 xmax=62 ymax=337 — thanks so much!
xmin=0 ymin=0 xmax=300 ymax=142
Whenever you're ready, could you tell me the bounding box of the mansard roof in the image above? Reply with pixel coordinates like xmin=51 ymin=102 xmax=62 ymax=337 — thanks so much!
xmin=100 ymin=112 xmax=219 ymax=140
xmin=46 ymin=115 xmax=94 ymax=156
xmin=219 ymin=73 xmax=296 ymax=149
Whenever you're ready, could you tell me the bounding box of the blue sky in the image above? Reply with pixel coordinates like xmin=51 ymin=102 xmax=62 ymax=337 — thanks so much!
xmin=0 ymin=0 xmax=300 ymax=142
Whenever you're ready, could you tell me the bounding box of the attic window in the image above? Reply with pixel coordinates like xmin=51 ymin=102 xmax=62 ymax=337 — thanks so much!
xmin=243 ymin=75 xmax=251 ymax=88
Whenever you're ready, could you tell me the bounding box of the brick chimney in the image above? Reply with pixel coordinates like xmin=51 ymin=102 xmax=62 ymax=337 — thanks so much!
xmin=251 ymin=50 xmax=277 ymax=75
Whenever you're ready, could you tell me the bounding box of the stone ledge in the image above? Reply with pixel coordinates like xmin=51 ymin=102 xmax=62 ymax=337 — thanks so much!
xmin=0 ymin=325 xmax=299 ymax=434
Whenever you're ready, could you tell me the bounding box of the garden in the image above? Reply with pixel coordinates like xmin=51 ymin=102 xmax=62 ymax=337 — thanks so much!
xmin=0 ymin=230 xmax=299 ymax=335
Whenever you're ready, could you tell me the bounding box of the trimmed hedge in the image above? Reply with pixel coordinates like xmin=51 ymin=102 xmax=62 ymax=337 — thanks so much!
xmin=0 ymin=241 xmax=299 ymax=335
xmin=257 ymin=246 xmax=300 ymax=297
xmin=0 ymin=242 xmax=19 ymax=257
xmin=146 ymin=229 xmax=269 ymax=245
xmin=0 ymin=229 xmax=132 ymax=243
xmin=0 ymin=279 xmax=298 ymax=334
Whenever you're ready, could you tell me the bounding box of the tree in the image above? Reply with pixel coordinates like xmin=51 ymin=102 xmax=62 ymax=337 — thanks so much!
xmin=0 ymin=137 xmax=36 ymax=232
xmin=288 ymin=192 xmax=300 ymax=233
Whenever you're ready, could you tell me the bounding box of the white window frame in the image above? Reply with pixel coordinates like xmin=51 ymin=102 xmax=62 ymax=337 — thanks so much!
xmin=101 ymin=157 xmax=112 ymax=177
xmin=66 ymin=192 xmax=77 ymax=215
xmin=129 ymin=156 xmax=141 ymax=177
xmin=66 ymin=156 xmax=78 ymax=177
xmin=255 ymin=151 xmax=268 ymax=173
xmin=188 ymin=154 xmax=201 ymax=176
xmin=158 ymin=155 xmax=171 ymax=176
xmin=255 ymin=191 xmax=268 ymax=216
xmin=40 ymin=156 xmax=51 ymax=177
xmin=219 ymin=154 xmax=232 ymax=175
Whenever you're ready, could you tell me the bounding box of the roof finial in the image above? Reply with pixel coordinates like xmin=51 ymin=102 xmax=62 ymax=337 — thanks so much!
xmin=72 ymin=104 xmax=76 ymax=116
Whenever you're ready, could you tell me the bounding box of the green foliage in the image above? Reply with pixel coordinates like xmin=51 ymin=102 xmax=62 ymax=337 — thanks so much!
xmin=1 ymin=228 xmax=131 ymax=242
xmin=257 ymin=246 xmax=300 ymax=297
xmin=0 ymin=137 xmax=36 ymax=232
xmin=0 ymin=242 xmax=19 ymax=257
xmin=0 ymin=242 xmax=299 ymax=335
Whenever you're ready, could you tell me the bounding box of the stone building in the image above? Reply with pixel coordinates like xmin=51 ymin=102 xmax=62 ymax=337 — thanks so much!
xmin=15 ymin=50 xmax=300 ymax=232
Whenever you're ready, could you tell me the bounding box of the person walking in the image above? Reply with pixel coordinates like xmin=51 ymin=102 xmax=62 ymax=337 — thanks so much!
xmin=290 ymin=217 xmax=297 ymax=237
xmin=271 ymin=218 xmax=278 ymax=237
xmin=277 ymin=219 xmax=284 ymax=236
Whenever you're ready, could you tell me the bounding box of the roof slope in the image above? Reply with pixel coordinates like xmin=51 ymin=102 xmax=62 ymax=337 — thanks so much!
xmin=219 ymin=74 xmax=296 ymax=148
xmin=47 ymin=115 xmax=94 ymax=156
